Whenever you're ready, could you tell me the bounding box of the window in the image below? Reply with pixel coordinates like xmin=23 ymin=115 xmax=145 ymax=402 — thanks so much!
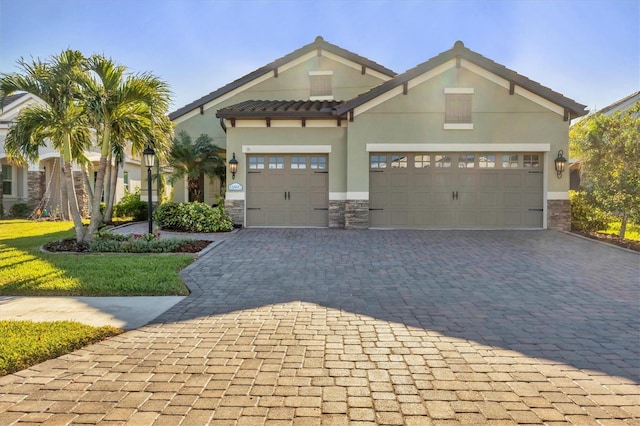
xmin=458 ymin=154 xmax=475 ymax=168
xmin=268 ymin=156 xmax=285 ymax=169
xmin=523 ymin=154 xmax=540 ymax=168
xmin=370 ymin=155 xmax=387 ymax=169
xmin=434 ymin=154 xmax=451 ymax=168
xmin=309 ymin=71 xmax=333 ymax=100
xmin=291 ymin=156 xmax=306 ymax=169
xmin=391 ymin=155 xmax=408 ymax=168
xmin=414 ymin=154 xmax=431 ymax=168
xmin=123 ymin=171 xmax=129 ymax=191
xmin=249 ymin=157 xmax=265 ymax=169
xmin=502 ymin=154 xmax=518 ymax=168
xmin=2 ymin=165 xmax=12 ymax=195
xmin=310 ymin=156 xmax=327 ymax=170
xmin=479 ymin=154 xmax=496 ymax=168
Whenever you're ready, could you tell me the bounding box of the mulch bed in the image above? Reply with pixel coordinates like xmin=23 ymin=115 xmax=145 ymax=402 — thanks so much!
xmin=571 ymin=231 xmax=640 ymax=252
xmin=42 ymin=238 xmax=212 ymax=253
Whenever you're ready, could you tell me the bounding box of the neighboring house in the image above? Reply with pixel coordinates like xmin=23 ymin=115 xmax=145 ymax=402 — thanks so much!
xmin=171 ymin=36 xmax=587 ymax=231
xmin=0 ymin=93 xmax=143 ymax=217
xmin=569 ymin=91 xmax=640 ymax=190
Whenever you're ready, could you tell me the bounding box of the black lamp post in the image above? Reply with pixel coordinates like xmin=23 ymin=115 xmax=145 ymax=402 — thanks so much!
xmin=143 ymin=146 xmax=156 ymax=234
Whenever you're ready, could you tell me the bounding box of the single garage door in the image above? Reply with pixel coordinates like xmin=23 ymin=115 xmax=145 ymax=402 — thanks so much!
xmin=246 ymin=154 xmax=329 ymax=226
xmin=369 ymin=152 xmax=543 ymax=228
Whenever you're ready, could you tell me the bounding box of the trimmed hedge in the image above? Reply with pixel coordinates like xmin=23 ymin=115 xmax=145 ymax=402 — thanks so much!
xmin=90 ymin=230 xmax=192 ymax=253
xmin=154 ymin=202 xmax=234 ymax=233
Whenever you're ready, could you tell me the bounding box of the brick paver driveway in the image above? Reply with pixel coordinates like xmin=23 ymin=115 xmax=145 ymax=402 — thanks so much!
xmin=1 ymin=229 xmax=638 ymax=425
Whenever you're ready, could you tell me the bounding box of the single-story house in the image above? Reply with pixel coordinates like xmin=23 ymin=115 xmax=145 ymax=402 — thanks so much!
xmin=170 ymin=36 xmax=588 ymax=230
xmin=0 ymin=93 xmax=143 ymax=217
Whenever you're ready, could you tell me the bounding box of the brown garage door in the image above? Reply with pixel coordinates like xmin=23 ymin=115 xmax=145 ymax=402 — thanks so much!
xmin=246 ymin=154 xmax=328 ymax=227
xmin=369 ymin=152 xmax=543 ymax=228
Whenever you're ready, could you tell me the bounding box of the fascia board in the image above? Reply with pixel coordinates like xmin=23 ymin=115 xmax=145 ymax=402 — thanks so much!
xmin=322 ymin=51 xmax=393 ymax=81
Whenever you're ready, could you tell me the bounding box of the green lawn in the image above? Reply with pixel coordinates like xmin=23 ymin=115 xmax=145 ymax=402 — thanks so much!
xmin=0 ymin=219 xmax=192 ymax=296
xmin=602 ymin=221 xmax=640 ymax=241
xmin=0 ymin=320 xmax=122 ymax=376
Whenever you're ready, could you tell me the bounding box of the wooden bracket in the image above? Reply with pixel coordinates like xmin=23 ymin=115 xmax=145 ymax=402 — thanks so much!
xmin=266 ymin=118 xmax=271 ymax=127
xmin=403 ymin=82 xmax=408 ymax=95
xmin=274 ymin=68 xmax=278 ymax=78
xmin=349 ymin=110 xmax=354 ymax=122
xmin=361 ymin=65 xmax=366 ymax=75
xmin=301 ymin=118 xmax=306 ymax=128
xmin=563 ymin=109 xmax=570 ymax=122
xmin=230 ymin=118 xmax=236 ymax=128
xmin=509 ymin=82 xmax=515 ymax=95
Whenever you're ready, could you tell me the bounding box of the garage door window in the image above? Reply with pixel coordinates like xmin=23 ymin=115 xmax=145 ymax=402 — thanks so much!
xmin=523 ymin=154 xmax=540 ymax=168
xmin=435 ymin=154 xmax=451 ymax=168
xmin=391 ymin=155 xmax=408 ymax=168
xmin=370 ymin=155 xmax=387 ymax=169
xmin=269 ymin=157 xmax=285 ymax=169
xmin=479 ymin=154 xmax=496 ymax=168
xmin=310 ymin=156 xmax=327 ymax=170
xmin=458 ymin=154 xmax=475 ymax=168
xmin=414 ymin=155 xmax=431 ymax=168
xmin=502 ymin=154 xmax=518 ymax=168
xmin=291 ymin=156 xmax=306 ymax=169
xmin=249 ymin=157 xmax=265 ymax=169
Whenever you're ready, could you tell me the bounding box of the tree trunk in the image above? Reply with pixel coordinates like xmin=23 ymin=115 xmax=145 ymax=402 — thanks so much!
xmin=62 ymin=159 xmax=86 ymax=241
xmin=82 ymin=166 xmax=95 ymax=210
xmin=59 ymin=157 xmax=71 ymax=221
xmin=103 ymin=154 xmax=113 ymax=217
xmin=620 ymin=212 xmax=628 ymax=240
xmin=103 ymin=161 xmax=119 ymax=223
xmin=86 ymin=155 xmax=107 ymax=239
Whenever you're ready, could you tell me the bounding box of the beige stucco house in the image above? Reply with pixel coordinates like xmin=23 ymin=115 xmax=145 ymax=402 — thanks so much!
xmin=0 ymin=93 xmax=143 ymax=217
xmin=170 ymin=37 xmax=587 ymax=230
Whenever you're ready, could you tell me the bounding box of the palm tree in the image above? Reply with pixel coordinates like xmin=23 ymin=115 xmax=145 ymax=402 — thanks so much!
xmin=82 ymin=54 xmax=172 ymax=237
xmin=167 ymin=131 xmax=226 ymax=203
xmin=1 ymin=50 xmax=92 ymax=241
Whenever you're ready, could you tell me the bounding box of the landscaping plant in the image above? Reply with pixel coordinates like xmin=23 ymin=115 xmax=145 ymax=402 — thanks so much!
xmin=154 ymin=201 xmax=234 ymax=232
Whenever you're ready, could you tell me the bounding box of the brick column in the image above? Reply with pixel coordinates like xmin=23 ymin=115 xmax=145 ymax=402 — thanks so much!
xmin=344 ymin=199 xmax=369 ymax=230
xmin=548 ymin=199 xmax=571 ymax=231
xmin=27 ymin=171 xmax=45 ymax=207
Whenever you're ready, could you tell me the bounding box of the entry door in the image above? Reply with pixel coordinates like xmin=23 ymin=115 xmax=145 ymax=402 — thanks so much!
xmin=246 ymin=155 xmax=329 ymax=227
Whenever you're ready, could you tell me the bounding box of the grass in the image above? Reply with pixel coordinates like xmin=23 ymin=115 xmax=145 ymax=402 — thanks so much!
xmin=0 ymin=320 xmax=122 ymax=376
xmin=601 ymin=221 xmax=640 ymax=241
xmin=0 ymin=219 xmax=192 ymax=296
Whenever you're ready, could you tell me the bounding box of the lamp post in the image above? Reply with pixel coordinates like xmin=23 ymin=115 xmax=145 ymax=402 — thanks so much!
xmin=143 ymin=146 xmax=156 ymax=234
xmin=554 ymin=150 xmax=567 ymax=179
xmin=228 ymin=153 xmax=238 ymax=180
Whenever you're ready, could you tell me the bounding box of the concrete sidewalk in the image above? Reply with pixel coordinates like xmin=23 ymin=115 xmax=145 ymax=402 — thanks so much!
xmin=0 ymin=296 xmax=185 ymax=330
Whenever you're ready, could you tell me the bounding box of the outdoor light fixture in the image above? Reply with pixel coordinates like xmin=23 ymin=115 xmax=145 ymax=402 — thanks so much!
xmin=143 ymin=145 xmax=156 ymax=234
xmin=228 ymin=152 xmax=238 ymax=180
xmin=554 ymin=150 xmax=567 ymax=179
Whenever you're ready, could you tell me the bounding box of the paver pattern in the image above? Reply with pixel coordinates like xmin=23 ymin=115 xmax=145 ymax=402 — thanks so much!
xmin=1 ymin=229 xmax=638 ymax=425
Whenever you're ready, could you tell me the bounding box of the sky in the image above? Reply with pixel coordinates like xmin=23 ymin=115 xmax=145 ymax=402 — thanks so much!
xmin=0 ymin=0 xmax=638 ymax=115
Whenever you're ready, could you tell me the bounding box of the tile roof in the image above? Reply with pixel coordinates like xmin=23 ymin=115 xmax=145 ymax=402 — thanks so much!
xmin=216 ymin=100 xmax=345 ymax=119
xmin=169 ymin=36 xmax=396 ymax=121
xmin=598 ymin=91 xmax=640 ymax=115
xmin=335 ymin=41 xmax=588 ymax=119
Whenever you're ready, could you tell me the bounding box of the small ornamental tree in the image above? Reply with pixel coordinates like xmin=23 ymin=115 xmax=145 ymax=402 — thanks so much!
xmin=570 ymin=101 xmax=640 ymax=239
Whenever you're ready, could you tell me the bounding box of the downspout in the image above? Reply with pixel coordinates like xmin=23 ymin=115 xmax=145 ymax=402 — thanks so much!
xmin=219 ymin=117 xmax=227 ymax=134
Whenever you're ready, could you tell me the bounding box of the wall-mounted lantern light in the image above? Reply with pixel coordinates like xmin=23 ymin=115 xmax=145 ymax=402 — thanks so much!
xmin=554 ymin=150 xmax=567 ymax=179
xmin=229 ymin=152 xmax=238 ymax=180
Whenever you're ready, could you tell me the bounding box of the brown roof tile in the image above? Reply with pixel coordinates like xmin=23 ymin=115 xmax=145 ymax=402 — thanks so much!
xmin=216 ymin=100 xmax=345 ymax=119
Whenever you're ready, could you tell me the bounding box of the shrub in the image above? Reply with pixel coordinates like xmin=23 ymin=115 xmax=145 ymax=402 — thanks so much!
xmin=90 ymin=231 xmax=192 ymax=253
xmin=570 ymin=190 xmax=610 ymax=232
xmin=9 ymin=203 xmax=30 ymax=218
xmin=113 ymin=188 xmax=147 ymax=221
xmin=154 ymin=202 xmax=234 ymax=233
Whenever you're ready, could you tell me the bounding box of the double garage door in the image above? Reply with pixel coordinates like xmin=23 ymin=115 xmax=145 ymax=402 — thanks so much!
xmin=246 ymin=154 xmax=329 ymax=227
xmin=370 ymin=152 xmax=544 ymax=228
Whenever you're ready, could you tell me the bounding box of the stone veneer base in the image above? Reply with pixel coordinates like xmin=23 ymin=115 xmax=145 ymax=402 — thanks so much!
xmin=225 ymin=199 xmax=245 ymax=226
xmin=329 ymin=200 xmax=345 ymax=228
xmin=344 ymin=199 xmax=369 ymax=230
xmin=547 ymin=199 xmax=571 ymax=232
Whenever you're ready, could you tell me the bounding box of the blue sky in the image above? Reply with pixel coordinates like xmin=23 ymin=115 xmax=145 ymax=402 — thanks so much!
xmin=1 ymin=0 xmax=638 ymax=115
